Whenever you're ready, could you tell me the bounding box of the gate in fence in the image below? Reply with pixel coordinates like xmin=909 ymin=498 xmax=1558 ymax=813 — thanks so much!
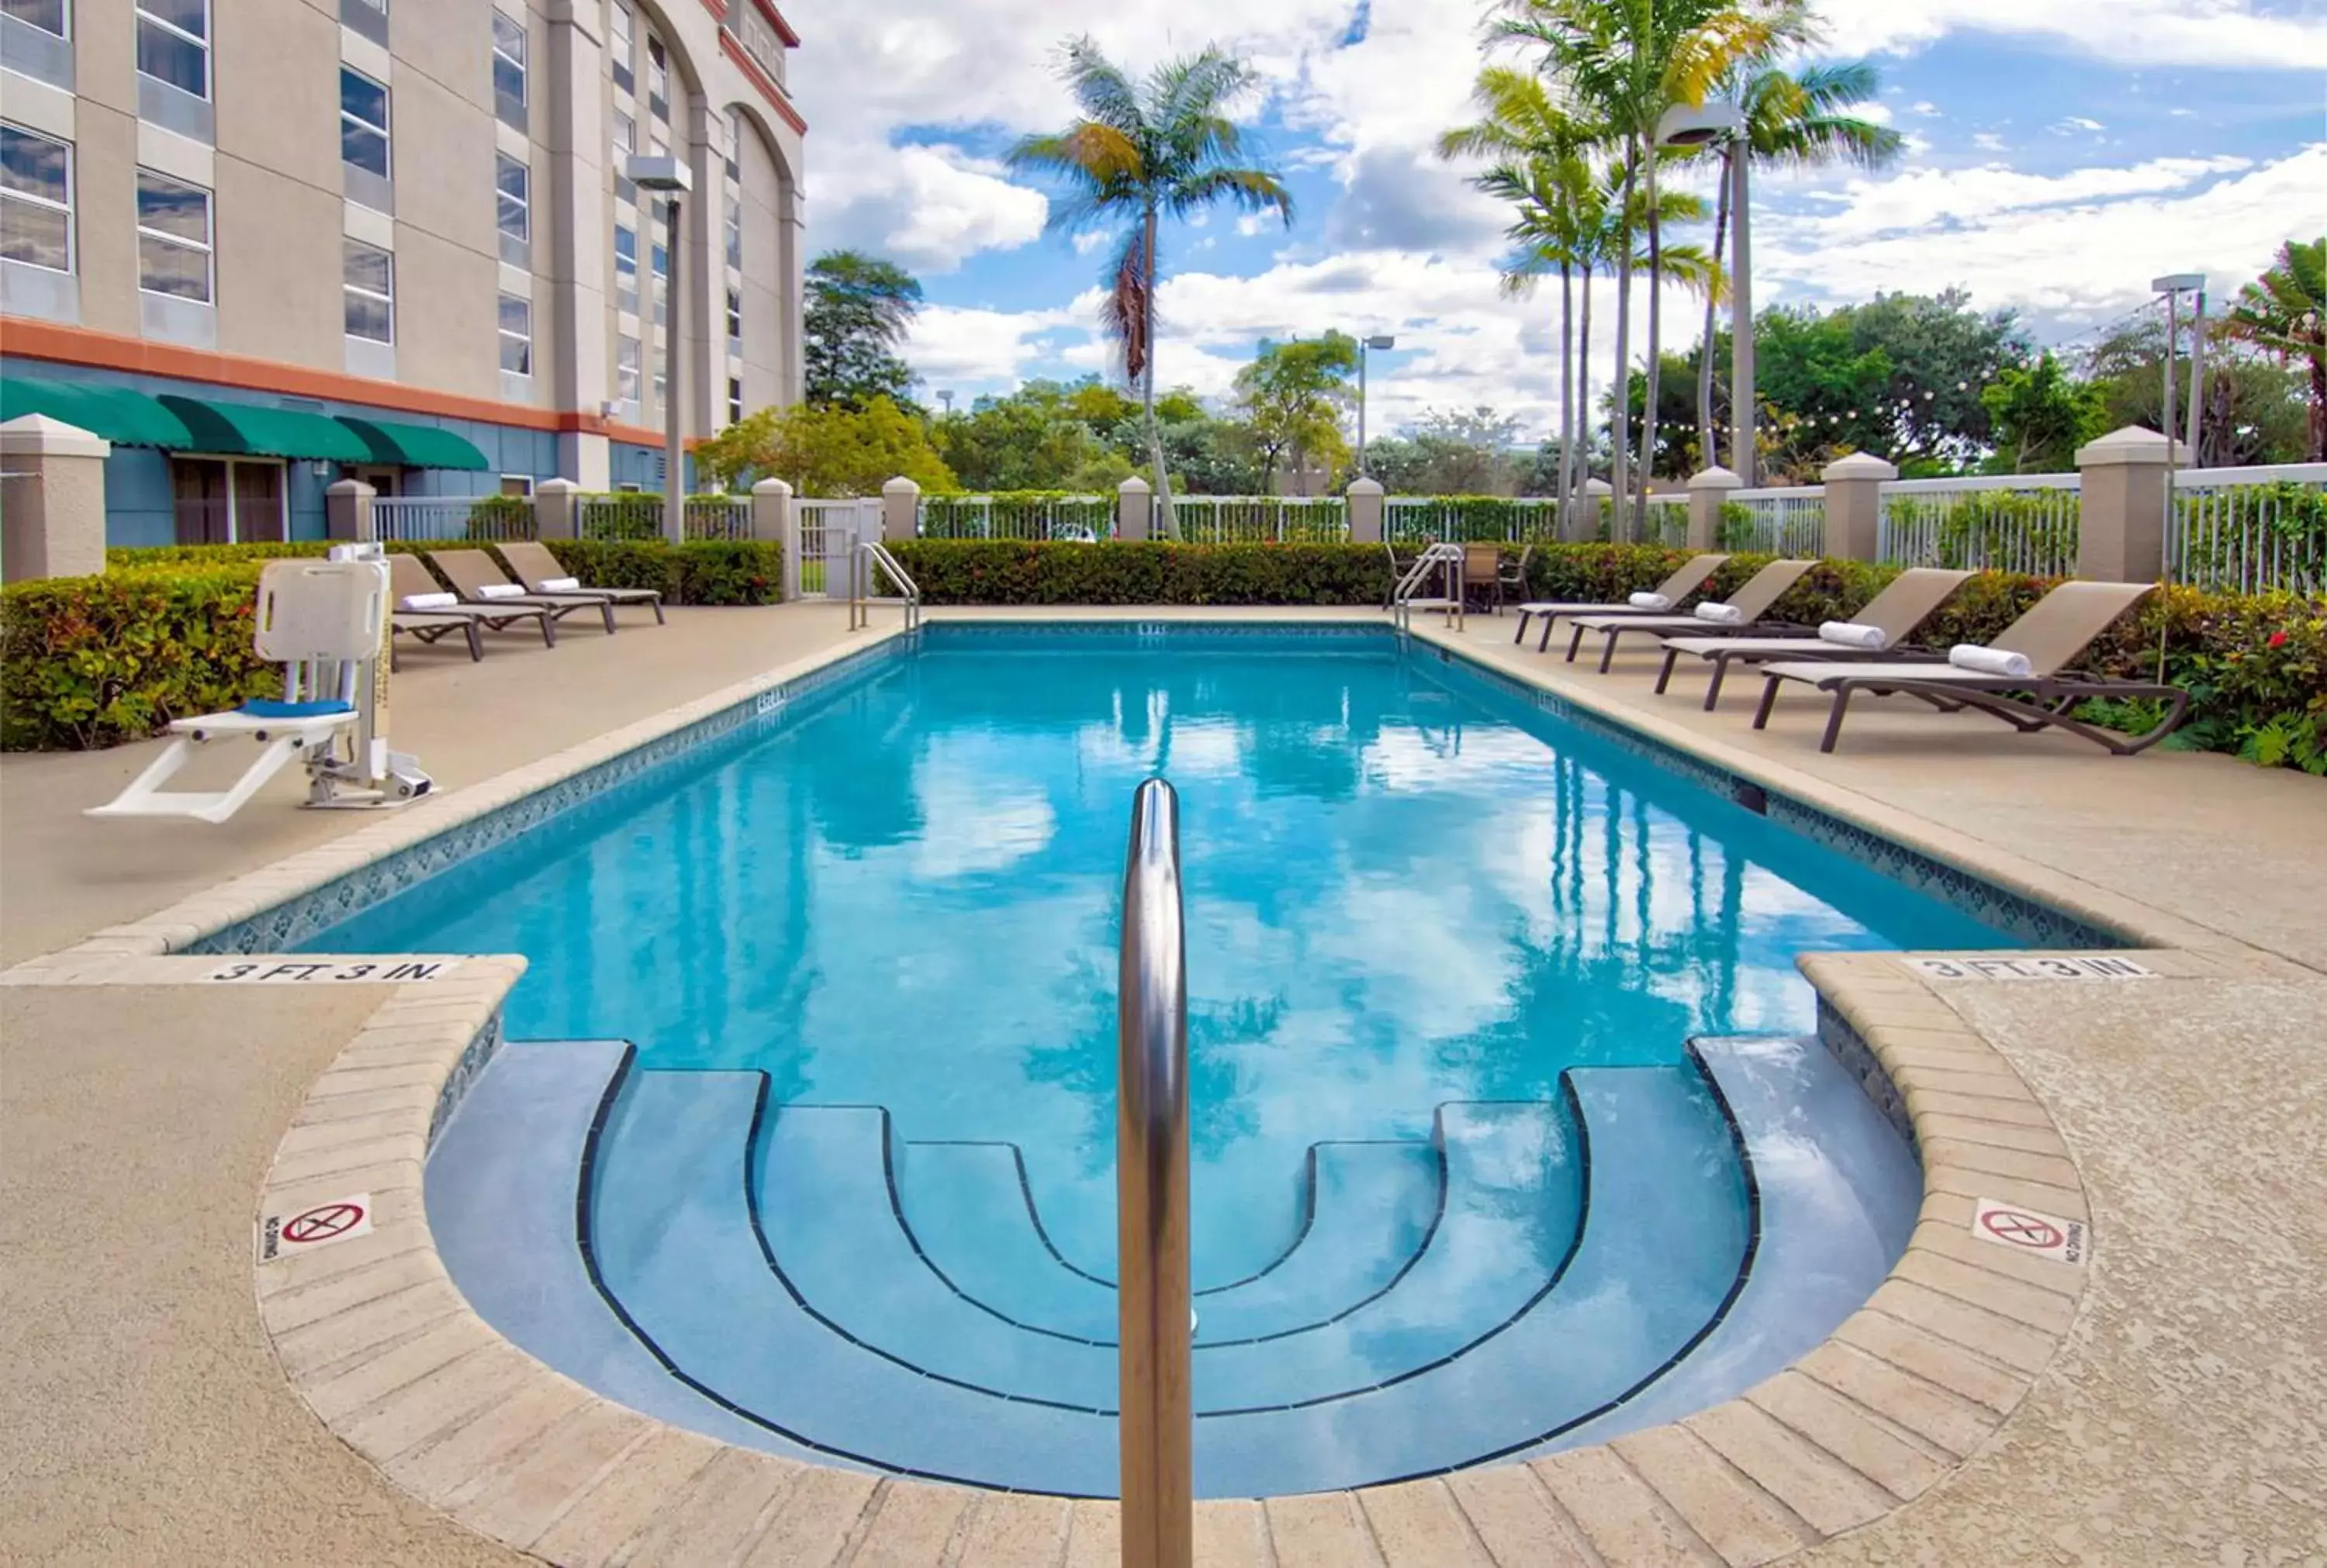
xmin=794 ymin=498 xmax=880 ymax=599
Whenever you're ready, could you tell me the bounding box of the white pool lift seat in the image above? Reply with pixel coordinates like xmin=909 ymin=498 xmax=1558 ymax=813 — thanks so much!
xmin=88 ymin=557 xmax=426 ymax=824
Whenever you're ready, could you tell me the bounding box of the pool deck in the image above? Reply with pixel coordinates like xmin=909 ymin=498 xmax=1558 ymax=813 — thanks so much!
xmin=3 ymin=601 xmax=2322 ymax=1566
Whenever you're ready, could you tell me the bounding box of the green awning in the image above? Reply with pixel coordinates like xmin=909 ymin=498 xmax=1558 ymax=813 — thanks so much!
xmin=0 ymin=374 xmax=194 ymax=447
xmin=155 ymin=393 xmax=372 ymax=461
xmin=336 ymin=416 xmax=490 ymax=471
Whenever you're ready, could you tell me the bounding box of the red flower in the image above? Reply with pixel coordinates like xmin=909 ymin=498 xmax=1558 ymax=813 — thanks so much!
xmin=2267 ymin=630 xmax=2289 ymax=648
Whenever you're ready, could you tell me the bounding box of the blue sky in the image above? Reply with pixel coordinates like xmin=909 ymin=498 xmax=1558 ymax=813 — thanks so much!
xmin=780 ymin=0 xmax=2325 ymax=440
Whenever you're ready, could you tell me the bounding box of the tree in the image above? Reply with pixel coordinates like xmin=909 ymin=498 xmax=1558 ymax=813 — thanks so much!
xmin=2218 ymin=237 xmax=2325 ymax=460
xmin=696 ymin=396 xmax=954 ymax=496
xmin=803 ymin=251 xmax=924 ymax=409
xmin=2085 ymin=314 xmax=2311 ymax=468
xmin=934 ymin=385 xmax=1118 ymax=492
xmin=1692 ymin=59 xmax=1902 ymax=473
xmin=1008 ymin=36 xmax=1293 ymax=533
xmin=1980 ymin=353 xmax=2105 ymax=474
xmin=1234 ymin=333 xmax=1360 ymax=494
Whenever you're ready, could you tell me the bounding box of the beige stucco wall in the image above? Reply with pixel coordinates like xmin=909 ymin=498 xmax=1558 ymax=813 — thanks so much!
xmin=214 ymin=162 xmax=345 ymax=369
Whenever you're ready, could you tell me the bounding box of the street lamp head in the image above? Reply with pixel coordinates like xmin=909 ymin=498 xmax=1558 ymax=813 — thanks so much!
xmin=626 ymin=155 xmax=693 ymax=193
xmin=1364 ymin=334 xmax=1397 ymax=351
xmin=1656 ymin=102 xmax=1744 ymax=148
xmin=2150 ymin=272 xmax=2205 ymax=293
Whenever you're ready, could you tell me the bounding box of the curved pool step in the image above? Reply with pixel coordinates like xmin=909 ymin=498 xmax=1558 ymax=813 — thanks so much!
xmin=897 ymin=1135 xmax=1440 ymax=1345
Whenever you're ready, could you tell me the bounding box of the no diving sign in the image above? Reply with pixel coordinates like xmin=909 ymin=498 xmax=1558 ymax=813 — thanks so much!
xmin=1972 ymin=1198 xmax=2086 ymax=1265
xmin=258 ymin=1193 xmax=374 ymax=1262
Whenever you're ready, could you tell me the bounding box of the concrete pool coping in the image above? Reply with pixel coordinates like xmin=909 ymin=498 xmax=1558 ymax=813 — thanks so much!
xmin=6 ymin=606 xmax=2277 ymax=1564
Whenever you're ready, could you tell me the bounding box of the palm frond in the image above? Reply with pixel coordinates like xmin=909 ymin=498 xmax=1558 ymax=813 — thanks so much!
xmin=1103 ymin=226 xmax=1152 ymax=385
xmin=1164 ymin=167 xmax=1292 ymax=225
xmin=1056 ymin=36 xmax=1147 ymax=133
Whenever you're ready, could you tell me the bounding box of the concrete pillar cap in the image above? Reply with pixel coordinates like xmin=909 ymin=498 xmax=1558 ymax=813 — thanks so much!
xmin=326 ymin=476 xmax=376 ymax=497
xmin=0 ymin=413 xmax=109 ymax=458
xmin=1345 ymin=476 xmax=1385 ymax=495
xmin=534 ymin=476 xmax=581 ymax=495
xmin=1118 ymin=475 xmax=1151 ymax=493
xmin=2075 ymin=425 xmax=2176 ymax=467
xmin=1580 ymin=478 xmax=1613 ymax=496
xmin=1820 ymin=451 xmax=1899 ymax=482
xmin=881 ymin=475 xmax=923 ymax=496
xmin=1687 ymin=465 xmax=1742 ymax=491
xmin=752 ymin=476 xmax=794 ymax=496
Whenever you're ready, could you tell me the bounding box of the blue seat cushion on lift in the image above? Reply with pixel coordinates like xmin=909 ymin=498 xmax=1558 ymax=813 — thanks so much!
xmin=238 ymin=698 xmax=356 ymax=720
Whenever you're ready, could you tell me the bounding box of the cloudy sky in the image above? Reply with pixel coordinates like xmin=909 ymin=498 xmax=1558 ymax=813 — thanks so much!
xmin=777 ymin=0 xmax=2326 ymax=439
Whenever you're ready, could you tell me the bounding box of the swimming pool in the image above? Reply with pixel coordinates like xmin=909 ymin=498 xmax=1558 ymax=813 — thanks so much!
xmin=315 ymin=623 xmax=2017 ymax=1494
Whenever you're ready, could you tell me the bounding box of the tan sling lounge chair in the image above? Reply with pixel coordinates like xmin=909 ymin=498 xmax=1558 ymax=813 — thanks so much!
xmin=1750 ymin=580 xmax=2188 ymax=754
xmin=391 ymin=610 xmax=481 ymax=665
xmin=1654 ymin=566 xmax=1974 ymax=709
xmin=499 ymin=541 xmax=666 ymax=624
xmin=389 ymin=551 xmax=555 ymax=648
xmin=428 ymin=548 xmax=617 ymax=634
xmin=1512 ymin=553 xmax=1729 ymax=654
xmin=1559 ymin=558 xmax=1819 ymax=671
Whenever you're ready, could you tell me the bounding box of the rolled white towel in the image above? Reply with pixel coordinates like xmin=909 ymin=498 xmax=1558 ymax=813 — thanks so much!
xmin=398 ymin=592 xmax=458 ymax=612
xmin=1818 ymin=620 xmax=1890 ymax=650
xmin=539 ymin=575 xmax=581 ymax=592
xmin=1948 ymin=644 xmax=2034 ymax=678
xmin=1628 ymin=591 xmax=1672 ymax=610
xmin=1693 ymin=602 xmax=1744 ymax=625
xmin=475 ymin=582 xmax=528 ymax=600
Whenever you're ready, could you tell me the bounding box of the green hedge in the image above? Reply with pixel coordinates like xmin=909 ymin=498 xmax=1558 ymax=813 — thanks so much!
xmin=885 ymin=541 xmax=1391 ymax=604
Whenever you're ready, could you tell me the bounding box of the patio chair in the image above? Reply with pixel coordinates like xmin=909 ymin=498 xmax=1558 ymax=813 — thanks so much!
xmin=1498 ymin=543 xmax=1533 ymax=610
xmin=1653 ymin=567 xmax=1973 ymax=710
xmin=389 ymin=551 xmax=555 ymax=648
xmin=1559 ymin=558 xmax=1819 ymax=672
xmin=427 ymin=548 xmax=617 ymax=634
xmin=499 ymin=541 xmax=666 ymax=624
xmin=1461 ymin=542 xmax=1508 ymax=613
xmin=1512 ymin=553 xmax=1729 ymax=654
xmin=1749 ymin=580 xmax=2188 ymax=755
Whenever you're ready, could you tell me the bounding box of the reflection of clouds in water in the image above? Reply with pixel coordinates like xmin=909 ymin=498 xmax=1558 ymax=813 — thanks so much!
xmin=1362 ymin=723 xmax=1549 ymax=794
xmin=912 ymin=796 xmax=1056 ymax=878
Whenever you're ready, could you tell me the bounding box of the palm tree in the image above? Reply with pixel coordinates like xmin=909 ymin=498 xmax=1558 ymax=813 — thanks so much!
xmin=1498 ymin=0 xmax=1786 ymax=530
xmin=1008 ymin=38 xmax=1293 ymax=533
xmin=1692 ymin=61 xmax=1902 ymax=471
xmin=2219 ymin=237 xmax=2326 ymax=461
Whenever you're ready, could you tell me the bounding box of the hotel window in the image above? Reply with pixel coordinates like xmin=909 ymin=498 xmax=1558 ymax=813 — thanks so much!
xmin=340 ymin=68 xmax=390 ymax=181
xmin=607 ymin=0 xmax=633 ymax=93
xmin=646 ymin=35 xmax=667 ymax=122
xmin=5 ymin=0 xmax=68 ymax=36
xmin=497 ymin=290 xmax=531 ymax=375
xmin=650 ymin=238 xmax=666 ymax=326
xmin=613 ymin=222 xmax=637 ymax=313
xmin=652 ymin=356 xmax=664 ymax=409
xmin=615 ymin=333 xmax=639 ymax=404
xmin=136 ymin=169 xmax=210 ymax=302
xmin=135 ymin=0 xmax=208 ymax=99
xmin=725 ymin=285 xmax=741 ymax=347
xmin=727 ymin=376 xmax=742 ymax=426
xmin=343 ymin=237 xmax=392 ymax=342
xmin=0 ymin=124 xmax=72 ymax=274
xmin=494 ymin=151 xmax=528 ymax=263
xmin=611 ymin=111 xmax=635 ymax=206
xmin=490 ymin=12 xmax=526 ymax=130
xmin=724 ymin=188 xmax=742 ymax=268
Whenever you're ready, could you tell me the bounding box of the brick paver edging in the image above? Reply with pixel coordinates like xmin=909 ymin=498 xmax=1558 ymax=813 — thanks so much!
xmin=238 ymin=945 xmax=2090 ymax=1568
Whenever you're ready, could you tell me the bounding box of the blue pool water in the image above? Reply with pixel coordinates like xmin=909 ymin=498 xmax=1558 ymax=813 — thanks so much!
xmin=332 ymin=625 xmax=2004 ymax=1492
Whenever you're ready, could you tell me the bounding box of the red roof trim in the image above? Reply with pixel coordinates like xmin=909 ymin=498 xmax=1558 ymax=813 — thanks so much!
xmin=750 ymin=0 xmax=800 ymax=47
xmin=720 ymin=30 xmax=807 ymax=135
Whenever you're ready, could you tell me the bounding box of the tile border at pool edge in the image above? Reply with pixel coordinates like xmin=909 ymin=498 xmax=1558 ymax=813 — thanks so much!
xmin=240 ymin=949 xmax=2090 ymax=1568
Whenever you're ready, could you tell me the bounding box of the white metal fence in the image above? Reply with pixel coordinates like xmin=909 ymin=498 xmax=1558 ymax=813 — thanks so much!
xmin=920 ymin=493 xmax=1112 ymax=541
xmin=369 ymin=495 xmax=535 ymax=543
xmin=795 ymin=497 xmax=877 ymax=597
xmin=1876 ymin=474 xmax=2080 ymax=576
xmin=1167 ymin=496 xmax=1349 ymax=544
xmin=683 ymin=496 xmax=752 ymax=541
xmin=2170 ymin=464 xmax=2327 ymax=597
xmin=1636 ymin=493 xmax=1690 ymax=548
xmin=1718 ymin=487 xmax=1825 ymax=557
xmin=577 ymin=494 xmax=664 ymax=541
xmin=1382 ymin=496 xmax=1563 ymax=543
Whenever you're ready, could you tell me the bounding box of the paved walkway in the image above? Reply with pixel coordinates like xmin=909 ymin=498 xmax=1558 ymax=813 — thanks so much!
xmin=2 ymin=603 xmax=2322 ymax=1566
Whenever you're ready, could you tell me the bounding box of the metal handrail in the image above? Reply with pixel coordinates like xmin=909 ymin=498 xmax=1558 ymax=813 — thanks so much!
xmin=1392 ymin=541 xmax=1466 ymax=632
xmin=849 ymin=537 xmax=922 ymax=630
xmin=1117 ymin=779 xmax=1191 ymax=1568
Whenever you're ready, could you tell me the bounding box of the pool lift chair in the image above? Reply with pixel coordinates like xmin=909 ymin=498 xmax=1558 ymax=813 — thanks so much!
xmin=88 ymin=544 xmax=434 ymax=824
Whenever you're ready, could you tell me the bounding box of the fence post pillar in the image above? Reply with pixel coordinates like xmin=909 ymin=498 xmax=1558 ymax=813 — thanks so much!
xmin=1345 ymin=477 xmax=1385 ymax=545
xmin=1117 ymin=475 xmax=1153 ymax=542
xmin=326 ymin=477 xmax=375 ymax=544
xmin=0 ymin=414 xmax=109 ymax=580
xmin=2074 ymin=426 xmax=2171 ymax=582
xmin=1686 ymin=466 xmax=1741 ymax=551
xmin=1819 ymin=452 xmax=1895 ymax=561
xmin=753 ymin=478 xmax=798 ymax=599
xmin=534 ymin=476 xmax=579 ymax=541
xmin=1565 ymin=478 xmax=1612 ymax=543
xmin=880 ymin=476 xmax=921 ymax=543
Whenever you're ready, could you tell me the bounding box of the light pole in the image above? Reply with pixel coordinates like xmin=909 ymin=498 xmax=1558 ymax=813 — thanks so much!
xmin=1357 ymin=334 xmax=1395 ymax=476
xmin=629 ymin=154 xmax=693 ymax=544
xmin=937 ymin=389 xmax=955 ymax=416
xmin=2152 ymin=273 xmax=2205 ymax=465
xmin=1657 ymin=103 xmax=1749 ymax=481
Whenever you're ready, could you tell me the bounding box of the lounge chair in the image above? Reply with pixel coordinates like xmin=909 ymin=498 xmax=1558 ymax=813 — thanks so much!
xmin=1559 ymin=558 xmax=1819 ymax=672
xmin=389 ymin=551 xmax=555 ymax=648
xmin=1750 ymin=580 xmax=2188 ymax=755
xmin=498 ymin=541 xmax=666 ymax=624
xmin=391 ymin=610 xmax=482 ymax=665
xmin=1654 ymin=567 xmax=1973 ymax=710
xmin=428 ymin=548 xmax=617 ymax=634
xmin=1512 ymin=553 xmax=1729 ymax=654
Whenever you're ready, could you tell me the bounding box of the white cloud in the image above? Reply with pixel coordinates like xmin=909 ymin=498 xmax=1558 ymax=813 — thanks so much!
xmin=1787 ymin=154 xmax=2253 ymax=241
xmin=1817 ymin=0 xmax=2327 ymax=70
xmin=813 ymin=143 xmax=1048 ymax=274
xmin=1972 ymin=131 xmax=2010 ymax=151
xmin=1910 ymin=101 xmax=1942 ymax=116
xmin=2050 ymin=115 xmax=2107 ymax=134
xmin=904 ymin=303 xmax=1080 ymax=389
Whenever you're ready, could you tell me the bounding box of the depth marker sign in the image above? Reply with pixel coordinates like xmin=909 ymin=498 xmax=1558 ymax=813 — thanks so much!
xmin=1971 ymin=1197 xmax=2085 ymax=1265
xmin=1903 ymin=955 xmax=2156 ymax=983
xmin=258 ymin=1193 xmax=374 ymax=1262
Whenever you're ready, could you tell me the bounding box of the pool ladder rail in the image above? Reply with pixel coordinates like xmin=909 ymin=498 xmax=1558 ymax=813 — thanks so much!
xmin=849 ymin=539 xmax=922 ymax=631
xmin=1392 ymin=542 xmax=1467 ymax=634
